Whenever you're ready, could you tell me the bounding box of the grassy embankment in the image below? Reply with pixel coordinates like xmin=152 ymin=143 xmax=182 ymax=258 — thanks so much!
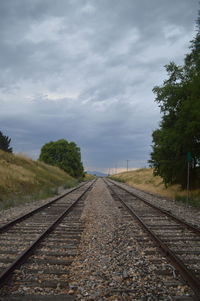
xmin=110 ymin=168 xmax=200 ymax=207
xmin=0 ymin=150 xmax=79 ymax=210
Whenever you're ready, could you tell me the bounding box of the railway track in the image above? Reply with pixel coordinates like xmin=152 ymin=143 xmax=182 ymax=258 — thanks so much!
xmin=0 ymin=180 xmax=95 ymax=300
xmin=105 ymin=178 xmax=200 ymax=301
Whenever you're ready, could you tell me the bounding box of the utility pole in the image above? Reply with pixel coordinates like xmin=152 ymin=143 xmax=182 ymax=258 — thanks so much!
xmin=187 ymin=161 xmax=190 ymax=202
xmin=126 ymin=160 xmax=130 ymax=172
xmin=187 ymin=152 xmax=192 ymax=202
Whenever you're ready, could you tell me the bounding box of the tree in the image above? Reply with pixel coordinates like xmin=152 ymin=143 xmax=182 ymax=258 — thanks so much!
xmin=39 ymin=139 xmax=84 ymax=178
xmin=0 ymin=131 xmax=13 ymax=153
xmin=149 ymin=12 xmax=200 ymax=188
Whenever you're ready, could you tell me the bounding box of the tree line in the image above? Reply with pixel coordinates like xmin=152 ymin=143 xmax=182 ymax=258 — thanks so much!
xmin=149 ymin=12 xmax=200 ymax=188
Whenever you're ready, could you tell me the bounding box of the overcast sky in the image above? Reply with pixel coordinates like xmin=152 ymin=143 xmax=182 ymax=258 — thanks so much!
xmin=0 ymin=0 xmax=199 ymax=173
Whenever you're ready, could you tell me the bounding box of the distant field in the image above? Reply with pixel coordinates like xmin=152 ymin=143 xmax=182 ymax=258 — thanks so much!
xmin=0 ymin=150 xmax=79 ymax=210
xmin=110 ymin=168 xmax=200 ymax=207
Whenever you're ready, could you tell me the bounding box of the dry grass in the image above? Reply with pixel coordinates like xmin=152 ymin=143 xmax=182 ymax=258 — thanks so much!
xmin=110 ymin=168 xmax=200 ymax=202
xmin=0 ymin=150 xmax=78 ymax=209
xmin=84 ymin=173 xmax=96 ymax=181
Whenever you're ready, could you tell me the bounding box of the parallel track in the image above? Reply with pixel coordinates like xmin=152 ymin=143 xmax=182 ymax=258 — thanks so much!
xmin=0 ymin=181 xmax=89 ymax=233
xmin=0 ymin=180 xmax=95 ymax=299
xmin=105 ymin=178 xmax=200 ymax=300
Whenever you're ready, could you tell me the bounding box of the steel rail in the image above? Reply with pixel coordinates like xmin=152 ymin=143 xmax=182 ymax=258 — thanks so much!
xmin=107 ymin=178 xmax=200 ymax=235
xmin=0 ymin=181 xmax=90 ymax=233
xmin=0 ymin=180 xmax=95 ymax=288
xmin=105 ymin=179 xmax=200 ymax=301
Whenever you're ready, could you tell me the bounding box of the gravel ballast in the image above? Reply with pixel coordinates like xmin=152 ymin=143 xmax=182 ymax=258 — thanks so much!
xmin=0 ymin=178 xmax=196 ymax=300
xmin=68 ymin=178 xmax=192 ymax=300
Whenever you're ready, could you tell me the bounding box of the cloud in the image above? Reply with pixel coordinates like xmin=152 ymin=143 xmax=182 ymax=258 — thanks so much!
xmin=0 ymin=0 xmax=198 ymax=171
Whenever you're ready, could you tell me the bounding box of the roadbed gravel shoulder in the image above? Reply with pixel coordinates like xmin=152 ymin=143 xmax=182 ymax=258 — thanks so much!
xmin=68 ymin=178 xmax=191 ymax=300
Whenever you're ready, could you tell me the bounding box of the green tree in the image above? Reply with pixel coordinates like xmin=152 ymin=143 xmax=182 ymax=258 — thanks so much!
xmin=149 ymin=12 xmax=200 ymax=188
xmin=0 ymin=131 xmax=13 ymax=153
xmin=39 ymin=139 xmax=84 ymax=178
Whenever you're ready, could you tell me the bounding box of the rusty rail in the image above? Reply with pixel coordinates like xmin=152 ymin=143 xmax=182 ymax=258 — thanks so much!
xmin=107 ymin=178 xmax=200 ymax=235
xmin=0 ymin=180 xmax=95 ymax=288
xmin=105 ymin=179 xmax=200 ymax=301
xmin=0 ymin=181 xmax=90 ymax=233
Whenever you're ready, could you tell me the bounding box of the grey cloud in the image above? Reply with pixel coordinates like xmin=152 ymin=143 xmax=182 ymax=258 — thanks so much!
xmin=0 ymin=93 xmax=159 ymax=170
xmin=0 ymin=0 xmax=198 ymax=171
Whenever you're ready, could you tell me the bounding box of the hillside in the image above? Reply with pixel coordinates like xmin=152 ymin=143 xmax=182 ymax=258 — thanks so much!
xmin=0 ymin=150 xmax=78 ymax=209
xmin=87 ymin=171 xmax=107 ymax=177
xmin=110 ymin=168 xmax=200 ymax=206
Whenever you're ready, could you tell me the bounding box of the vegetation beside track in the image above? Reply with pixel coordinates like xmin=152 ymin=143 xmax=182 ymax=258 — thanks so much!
xmin=109 ymin=168 xmax=200 ymax=207
xmin=0 ymin=150 xmax=79 ymax=210
xmin=149 ymin=12 xmax=200 ymax=189
xmin=84 ymin=173 xmax=96 ymax=181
